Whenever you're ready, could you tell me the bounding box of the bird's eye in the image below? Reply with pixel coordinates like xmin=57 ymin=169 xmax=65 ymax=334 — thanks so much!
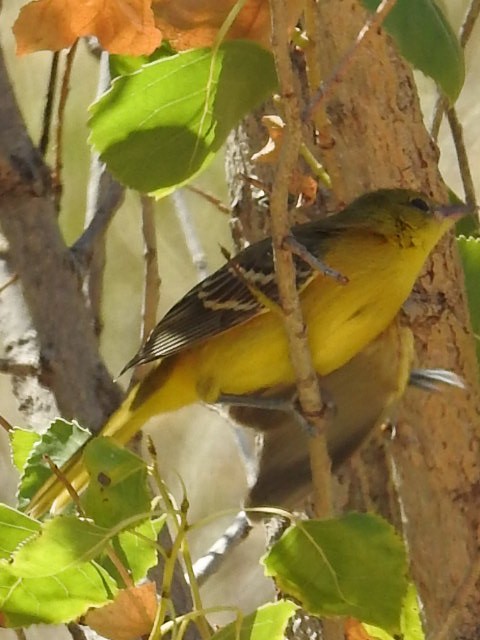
xmin=409 ymin=197 xmax=429 ymax=212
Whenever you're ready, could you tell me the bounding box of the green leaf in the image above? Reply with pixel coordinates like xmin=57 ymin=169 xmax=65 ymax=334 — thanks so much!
xmin=11 ymin=516 xmax=114 ymax=577
xmin=0 ymin=560 xmax=117 ymax=627
xmin=90 ymin=40 xmax=277 ymax=196
xmin=401 ymin=583 xmax=425 ymax=640
xmin=107 ymin=516 xmax=166 ymax=583
xmin=360 ymin=0 xmax=464 ymax=102
xmin=263 ymin=513 xmax=408 ymax=633
xmin=16 ymin=419 xmax=91 ymax=509
xmin=211 ymin=601 xmax=298 ymax=640
xmin=81 ymin=437 xmax=152 ymax=528
xmin=10 ymin=428 xmax=40 ymax=473
xmin=110 ymin=41 xmax=177 ymax=77
xmin=363 ymin=582 xmax=425 ymax=640
xmin=457 ymin=236 xmax=480 ymax=368
xmin=11 ymin=513 xmax=164 ymax=582
xmin=0 ymin=504 xmax=40 ymax=559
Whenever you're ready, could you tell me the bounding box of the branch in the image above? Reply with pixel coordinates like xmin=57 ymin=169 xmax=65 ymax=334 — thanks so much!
xmin=186 ymin=184 xmax=231 ymax=215
xmin=430 ymin=0 xmax=480 ymax=212
xmin=54 ymin=41 xmax=78 ymax=202
xmin=269 ymin=0 xmax=333 ymax=520
xmin=72 ymin=51 xmax=125 ymax=334
xmin=39 ymin=52 xmax=59 ymax=156
xmin=193 ymin=511 xmax=252 ymax=585
xmin=173 ymin=190 xmax=209 ymax=280
xmin=431 ymin=0 xmax=480 ymax=138
xmin=446 ymin=106 xmax=478 ymax=212
xmin=129 ymin=195 xmax=161 ymax=387
xmin=0 ymin=44 xmax=121 ymax=431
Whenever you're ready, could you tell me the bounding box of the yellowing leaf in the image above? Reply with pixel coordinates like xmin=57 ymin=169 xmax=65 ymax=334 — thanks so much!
xmin=14 ymin=0 xmax=162 ymax=56
xmin=85 ymin=582 xmax=157 ymax=640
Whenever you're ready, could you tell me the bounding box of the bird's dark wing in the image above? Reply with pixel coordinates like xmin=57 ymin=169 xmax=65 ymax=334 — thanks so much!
xmin=123 ymin=223 xmax=338 ymax=371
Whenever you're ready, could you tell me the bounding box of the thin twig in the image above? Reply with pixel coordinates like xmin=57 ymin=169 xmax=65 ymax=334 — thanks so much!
xmin=428 ymin=2 xmax=480 ymax=210
xmin=72 ymin=51 xmax=125 ymax=332
xmin=459 ymin=0 xmax=480 ymax=46
xmin=44 ymin=454 xmax=85 ymax=515
xmin=193 ymin=511 xmax=252 ymax=585
xmin=269 ymin=0 xmax=333 ymax=519
xmin=140 ymin=195 xmax=161 ymax=343
xmin=71 ymin=171 xmax=124 ymax=267
xmin=129 ymin=195 xmax=161 ymax=387
xmin=0 ymin=414 xmax=13 ymax=432
xmin=0 ymin=360 xmax=37 ymax=377
xmin=148 ymin=439 xmax=209 ymax=640
xmin=446 ymin=106 xmax=478 ymax=213
xmin=67 ymin=622 xmax=89 ymax=640
xmin=173 ymin=190 xmax=209 ymax=280
xmin=430 ymin=95 xmax=447 ymax=143
xmin=284 ymin=235 xmax=347 ymax=283
xmin=39 ymin=51 xmax=59 ymax=156
xmin=431 ymin=0 xmax=480 ymax=139
xmin=186 ymin=184 xmax=231 ymax=215
xmin=0 ymin=273 xmax=19 ymax=293
xmin=304 ymin=0 xmax=398 ymax=120
xmin=54 ymin=40 xmax=79 ymax=203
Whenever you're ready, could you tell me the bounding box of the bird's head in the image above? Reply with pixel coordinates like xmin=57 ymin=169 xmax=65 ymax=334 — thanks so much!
xmin=347 ymin=188 xmax=470 ymax=249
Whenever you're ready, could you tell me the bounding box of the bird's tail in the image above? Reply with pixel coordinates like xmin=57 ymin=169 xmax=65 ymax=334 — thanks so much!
xmin=26 ymin=354 xmax=199 ymax=519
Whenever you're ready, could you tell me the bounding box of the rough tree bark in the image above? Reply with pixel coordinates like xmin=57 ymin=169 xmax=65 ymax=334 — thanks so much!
xmin=0 ymin=46 xmax=121 ymax=431
xmin=226 ymin=1 xmax=480 ymax=638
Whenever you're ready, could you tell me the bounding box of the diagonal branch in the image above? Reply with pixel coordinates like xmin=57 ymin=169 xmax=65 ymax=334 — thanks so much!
xmin=0 ymin=45 xmax=121 ymax=431
xmin=269 ymin=0 xmax=333 ymax=521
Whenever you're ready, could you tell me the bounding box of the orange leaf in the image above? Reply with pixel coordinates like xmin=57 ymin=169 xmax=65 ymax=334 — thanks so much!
xmin=152 ymin=0 xmax=304 ymax=50
xmin=14 ymin=0 xmax=162 ymax=56
xmin=85 ymin=582 xmax=157 ymax=640
xmin=345 ymin=617 xmax=376 ymax=640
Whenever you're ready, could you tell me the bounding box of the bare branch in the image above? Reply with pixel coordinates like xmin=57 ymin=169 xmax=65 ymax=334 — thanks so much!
xmin=0 ymin=44 xmax=121 ymax=431
xmin=269 ymin=0 xmax=333 ymax=520
xmin=173 ymin=190 xmax=209 ymax=280
xmin=39 ymin=52 xmax=59 ymax=157
xmin=129 ymin=195 xmax=161 ymax=387
xmin=140 ymin=195 xmax=161 ymax=342
xmin=193 ymin=511 xmax=252 ymax=585
xmin=431 ymin=0 xmax=480 ymax=139
xmin=72 ymin=51 xmax=125 ymax=333
xmin=446 ymin=106 xmax=478 ymax=213
xmin=54 ymin=40 xmax=79 ymax=203
xmin=0 ymin=359 xmax=37 ymax=377
xmin=186 ymin=184 xmax=231 ymax=215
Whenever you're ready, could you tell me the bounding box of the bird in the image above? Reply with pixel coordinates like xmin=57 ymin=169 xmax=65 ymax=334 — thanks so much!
xmin=26 ymin=188 xmax=467 ymax=518
xmin=228 ymin=320 xmax=464 ymax=512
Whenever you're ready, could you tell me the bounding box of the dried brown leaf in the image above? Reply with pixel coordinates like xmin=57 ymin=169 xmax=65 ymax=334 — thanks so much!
xmin=14 ymin=0 xmax=162 ymax=56
xmin=85 ymin=582 xmax=157 ymax=640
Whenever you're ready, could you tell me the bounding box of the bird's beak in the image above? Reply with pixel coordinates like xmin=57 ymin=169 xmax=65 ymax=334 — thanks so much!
xmin=433 ymin=201 xmax=473 ymax=222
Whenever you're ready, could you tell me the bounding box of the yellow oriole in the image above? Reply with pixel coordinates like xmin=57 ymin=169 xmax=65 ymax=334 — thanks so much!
xmin=27 ymin=188 xmax=466 ymax=517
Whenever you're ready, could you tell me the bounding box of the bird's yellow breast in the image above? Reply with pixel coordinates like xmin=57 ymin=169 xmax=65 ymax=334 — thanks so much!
xmin=191 ymin=231 xmax=429 ymax=402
